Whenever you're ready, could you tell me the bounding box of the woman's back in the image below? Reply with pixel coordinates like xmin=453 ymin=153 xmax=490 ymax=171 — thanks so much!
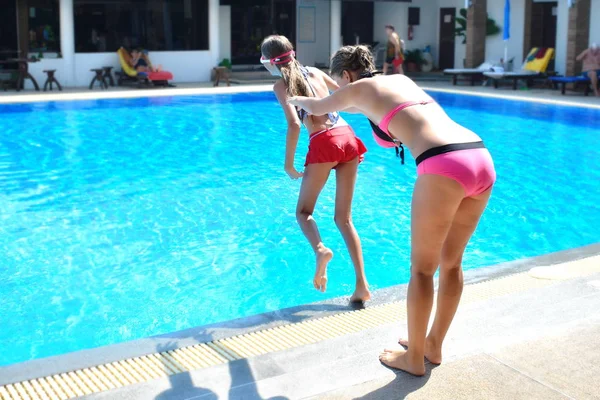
xmin=362 ymin=75 xmax=478 ymax=154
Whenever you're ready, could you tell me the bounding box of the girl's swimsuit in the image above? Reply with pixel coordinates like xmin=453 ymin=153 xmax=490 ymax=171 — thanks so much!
xmin=298 ymin=66 xmax=367 ymax=168
xmin=365 ymin=73 xmax=495 ymax=197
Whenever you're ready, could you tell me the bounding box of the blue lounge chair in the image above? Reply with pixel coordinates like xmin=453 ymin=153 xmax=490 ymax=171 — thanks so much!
xmin=549 ymin=75 xmax=595 ymax=96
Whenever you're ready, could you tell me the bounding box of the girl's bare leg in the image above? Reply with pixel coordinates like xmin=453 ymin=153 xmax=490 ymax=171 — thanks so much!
xmin=297 ymin=162 xmax=338 ymax=292
xmin=334 ymin=158 xmax=370 ymax=302
xmin=379 ymin=174 xmax=464 ymax=376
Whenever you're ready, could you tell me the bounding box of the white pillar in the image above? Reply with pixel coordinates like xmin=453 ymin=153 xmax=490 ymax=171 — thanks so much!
xmin=209 ymin=0 xmax=220 ymax=66
xmin=59 ymin=0 xmax=75 ymax=87
xmin=330 ymin=0 xmax=342 ymax=61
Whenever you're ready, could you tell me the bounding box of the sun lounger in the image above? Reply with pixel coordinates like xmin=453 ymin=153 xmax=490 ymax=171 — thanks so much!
xmin=444 ymin=62 xmax=495 ymax=86
xmin=116 ymin=47 xmax=174 ymax=87
xmin=484 ymin=48 xmax=555 ymax=90
xmin=549 ymin=75 xmax=595 ymax=96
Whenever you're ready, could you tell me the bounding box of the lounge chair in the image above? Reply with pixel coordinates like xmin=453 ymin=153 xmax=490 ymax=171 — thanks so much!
xmin=549 ymin=73 xmax=598 ymax=96
xmin=115 ymin=47 xmax=174 ymax=87
xmin=443 ymin=62 xmax=496 ymax=86
xmin=483 ymin=48 xmax=555 ymax=90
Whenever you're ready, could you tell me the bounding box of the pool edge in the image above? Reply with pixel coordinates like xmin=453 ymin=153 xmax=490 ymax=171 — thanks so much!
xmin=1 ymin=84 xmax=599 ymax=110
xmin=1 ymin=242 xmax=600 ymax=386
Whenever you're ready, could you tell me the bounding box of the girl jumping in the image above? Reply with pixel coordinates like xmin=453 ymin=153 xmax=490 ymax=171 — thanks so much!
xmin=260 ymin=36 xmax=371 ymax=302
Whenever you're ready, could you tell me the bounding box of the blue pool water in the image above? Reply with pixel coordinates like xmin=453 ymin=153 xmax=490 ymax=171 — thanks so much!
xmin=1 ymin=91 xmax=599 ymax=367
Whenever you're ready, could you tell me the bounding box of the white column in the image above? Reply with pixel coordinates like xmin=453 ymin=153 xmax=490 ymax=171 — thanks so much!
xmin=330 ymin=0 xmax=342 ymax=61
xmin=59 ymin=0 xmax=75 ymax=87
xmin=209 ymin=0 xmax=220 ymax=65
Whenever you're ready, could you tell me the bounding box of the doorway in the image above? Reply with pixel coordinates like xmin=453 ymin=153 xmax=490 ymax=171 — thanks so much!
xmin=530 ymin=1 xmax=557 ymax=49
xmin=226 ymin=0 xmax=296 ymax=65
xmin=0 ymin=0 xmax=19 ymax=60
xmin=524 ymin=1 xmax=557 ymax=70
xmin=341 ymin=1 xmax=374 ymax=47
xmin=438 ymin=8 xmax=456 ymax=70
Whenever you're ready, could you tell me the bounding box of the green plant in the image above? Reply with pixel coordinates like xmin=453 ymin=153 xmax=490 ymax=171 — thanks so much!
xmin=454 ymin=8 xmax=501 ymax=44
xmin=218 ymin=58 xmax=232 ymax=69
xmin=404 ymin=49 xmax=426 ymax=67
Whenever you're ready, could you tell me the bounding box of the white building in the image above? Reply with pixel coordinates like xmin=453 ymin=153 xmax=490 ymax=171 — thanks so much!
xmin=2 ymin=0 xmax=598 ymax=89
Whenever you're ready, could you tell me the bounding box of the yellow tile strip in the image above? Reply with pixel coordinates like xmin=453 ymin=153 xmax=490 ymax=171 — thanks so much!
xmin=2 ymin=257 xmax=599 ymax=400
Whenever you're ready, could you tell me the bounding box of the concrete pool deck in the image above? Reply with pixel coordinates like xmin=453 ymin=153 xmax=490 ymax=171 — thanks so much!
xmin=0 ymin=80 xmax=599 ymax=109
xmin=1 ymin=244 xmax=600 ymax=400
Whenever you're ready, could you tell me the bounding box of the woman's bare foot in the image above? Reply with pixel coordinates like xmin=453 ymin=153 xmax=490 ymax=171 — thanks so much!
xmin=398 ymin=337 xmax=442 ymax=364
xmin=350 ymin=284 xmax=371 ymax=302
xmin=379 ymin=349 xmax=426 ymax=376
xmin=314 ymin=247 xmax=333 ymax=292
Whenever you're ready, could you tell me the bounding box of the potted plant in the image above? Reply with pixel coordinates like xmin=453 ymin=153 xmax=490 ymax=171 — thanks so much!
xmin=454 ymin=8 xmax=501 ymax=44
xmin=404 ymin=49 xmax=425 ymax=72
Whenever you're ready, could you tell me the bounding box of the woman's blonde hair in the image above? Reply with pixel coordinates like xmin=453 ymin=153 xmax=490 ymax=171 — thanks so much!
xmin=330 ymin=45 xmax=376 ymax=78
xmin=261 ymin=35 xmax=310 ymax=98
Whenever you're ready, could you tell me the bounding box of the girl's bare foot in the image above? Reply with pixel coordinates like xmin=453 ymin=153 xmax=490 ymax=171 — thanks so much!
xmin=314 ymin=247 xmax=333 ymax=292
xmin=398 ymin=337 xmax=442 ymax=364
xmin=350 ymin=284 xmax=371 ymax=302
xmin=379 ymin=349 xmax=426 ymax=376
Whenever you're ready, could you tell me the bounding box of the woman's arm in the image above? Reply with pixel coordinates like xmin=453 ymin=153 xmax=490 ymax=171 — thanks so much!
xmin=312 ymin=68 xmax=340 ymax=92
xmin=288 ymin=81 xmax=363 ymax=116
xmin=273 ymin=81 xmax=303 ymax=180
xmin=576 ymin=48 xmax=589 ymax=61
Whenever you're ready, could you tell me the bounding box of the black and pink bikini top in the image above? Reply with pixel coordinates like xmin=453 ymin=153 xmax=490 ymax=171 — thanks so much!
xmin=359 ymin=71 xmax=434 ymax=165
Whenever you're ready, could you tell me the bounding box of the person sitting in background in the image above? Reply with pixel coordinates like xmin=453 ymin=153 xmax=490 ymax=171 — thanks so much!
xmin=576 ymin=43 xmax=600 ymax=97
xmin=130 ymin=48 xmax=162 ymax=73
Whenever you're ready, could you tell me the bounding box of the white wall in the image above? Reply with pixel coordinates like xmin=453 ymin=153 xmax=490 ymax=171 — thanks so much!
xmin=554 ymin=0 xmax=569 ymax=75
xmin=296 ymin=0 xmax=331 ymax=66
xmin=373 ymin=0 xmax=438 ymax=65
xmin=485 ymin=0 xmax=525 ymax=67
xmin=590 ymin=0 xmax=600 ymax=46
xmin=24 ymin=51 xmax=213 ymax=90
xmin=219 ymin=6 xmax=231 ymax=62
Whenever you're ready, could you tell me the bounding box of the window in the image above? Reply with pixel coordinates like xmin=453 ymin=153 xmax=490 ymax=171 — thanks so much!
xmin=224 ymin=0 xmax=296 ymax=65
xmin=28 ymin=0 xmax=61 ymax=53
xmin=74 ymin=0 xmax=209 ymax=53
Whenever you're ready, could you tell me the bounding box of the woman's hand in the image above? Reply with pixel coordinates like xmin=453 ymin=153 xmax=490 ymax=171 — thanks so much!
xmin=287 ymin=96 xmax=307 ymax=109
xmin=285 ymin=166 xmax=304 ymax=180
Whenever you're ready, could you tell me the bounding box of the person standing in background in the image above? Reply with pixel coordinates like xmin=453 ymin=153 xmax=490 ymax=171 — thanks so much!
xmin=383 ymin=25 xmax=404 ymax=75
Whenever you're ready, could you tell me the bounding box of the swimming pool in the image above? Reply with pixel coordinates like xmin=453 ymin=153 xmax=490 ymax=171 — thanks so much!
xmin=1 ymin=90 xmax=599 ymax=367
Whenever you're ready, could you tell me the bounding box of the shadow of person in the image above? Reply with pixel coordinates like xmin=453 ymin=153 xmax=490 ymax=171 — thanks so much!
xmin=354 ymin=363 xmax=438 ymax=400
xmin=226 ymin=358 xmax=289 ymax=400
xmin=153 ymin=340 xmax=290 ymax=400
xmin=154 ymin=341 xmax=218 ymax=400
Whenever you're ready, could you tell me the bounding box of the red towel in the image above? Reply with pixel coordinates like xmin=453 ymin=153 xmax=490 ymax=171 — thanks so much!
xmin=535 ymin=48 xmax=548 ymax=59
xmin=148 ymin=71 xmax=173 ymax=81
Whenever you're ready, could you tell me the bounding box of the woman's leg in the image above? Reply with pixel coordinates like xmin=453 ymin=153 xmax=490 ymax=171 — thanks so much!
xmin=333 ymin=158 xmax=371 ymax=302
xmin=380 ymin=174 xmax=464 ymax=376
xmin=297 ymin=162 xmax=338 ymax=292
xmin=398 ymin=188 xmax=492 ymax=364
xmin=589 ymin=70 xmax=599 ymax=96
